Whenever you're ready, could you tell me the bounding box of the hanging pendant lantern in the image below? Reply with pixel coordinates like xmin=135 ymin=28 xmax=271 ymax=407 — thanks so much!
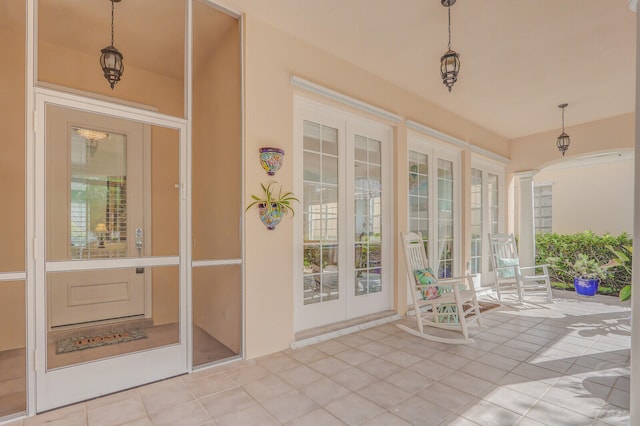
xmin=556 ymin=103 xmax=571 ymax=156
xmin=100 ymin=0 xmax=124 ymax=89
xmin=440 ymin=0 xmax=460 ymax=92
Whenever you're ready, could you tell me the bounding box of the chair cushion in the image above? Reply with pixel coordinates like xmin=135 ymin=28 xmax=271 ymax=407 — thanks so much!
xmin=414 ymin=267 xmax=437 ymax=285
xmin=497 ymin=257 xmax=519 ymax=278
xmin=414 ymin=267 xmax=448 ymax=300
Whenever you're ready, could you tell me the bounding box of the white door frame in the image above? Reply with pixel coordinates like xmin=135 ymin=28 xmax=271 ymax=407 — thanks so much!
xmin=31 ymin=87 xmax=190 ymax=412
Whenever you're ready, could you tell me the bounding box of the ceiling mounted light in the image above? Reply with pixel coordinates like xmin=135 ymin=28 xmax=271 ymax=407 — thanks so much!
xmin=556 ymin=103 xmax=571 ymax=156
xmin=440 ymin=0 xmax=460 ymax=92
xmin=100 ymin=0 xmax=124 ymax=89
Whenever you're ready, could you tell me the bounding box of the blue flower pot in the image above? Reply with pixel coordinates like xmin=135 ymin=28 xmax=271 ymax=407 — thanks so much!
xmin=574 ymin=277 xmax=599 ymax=296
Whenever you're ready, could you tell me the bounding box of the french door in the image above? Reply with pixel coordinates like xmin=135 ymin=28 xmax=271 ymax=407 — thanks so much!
xmin=470 ymin=158 xmax=504 ymax=286
xmin=295 ymin=97 xmax=393 ymax=332
xmin=407 ymin=134 xmax=461 ymax=285
xmin=33 ymin=90 xmax=188 ymax=411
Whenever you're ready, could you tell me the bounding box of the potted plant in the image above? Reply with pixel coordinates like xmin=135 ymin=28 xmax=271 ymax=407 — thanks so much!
xmin=572 ymin=254 xmax=610 ymax=296
xmin=246 ymin=182 xmax=298 ymax=230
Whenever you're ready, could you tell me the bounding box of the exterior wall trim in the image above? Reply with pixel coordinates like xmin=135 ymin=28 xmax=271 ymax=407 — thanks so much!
xmin=290 ymin=76 xmax=403 ymax=123
xmin=406 ymin=119 xmax=510 ymax=164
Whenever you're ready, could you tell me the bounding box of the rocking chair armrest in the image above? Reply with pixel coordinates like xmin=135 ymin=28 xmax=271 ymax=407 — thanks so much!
xmin=519 ymin=264 xmax=550 ymax=270
xmin=438 ymin=274 xmax=475 ymax=290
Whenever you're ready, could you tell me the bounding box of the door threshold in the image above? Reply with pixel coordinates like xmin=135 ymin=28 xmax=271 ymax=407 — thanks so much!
xmin=292 ymin=310 xmax=400 ymax=349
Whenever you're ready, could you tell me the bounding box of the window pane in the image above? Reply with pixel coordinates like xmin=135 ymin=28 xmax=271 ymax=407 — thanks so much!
xmin=302 ymin=121 xmax=340 ymax=305
xmin=354 ymin=135 xmax=383 ymax=295
xmin=437 ymin=159 xmax=454 ymax=278
xmin=46 ymin=105 xmax=180 ymax=261
xmin=470 ymin=168 xmax=482 ymax=274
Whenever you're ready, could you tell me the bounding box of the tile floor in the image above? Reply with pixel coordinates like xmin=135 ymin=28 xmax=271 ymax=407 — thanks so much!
xmin=3 ymin=290 xmax=631 ymax=425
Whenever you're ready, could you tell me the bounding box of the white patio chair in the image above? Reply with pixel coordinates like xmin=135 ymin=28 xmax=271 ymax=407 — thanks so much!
xmin=487 ymin=233 xmax=553 ymax=303
xmin=398 ymin=231 xmax=482 ymax=344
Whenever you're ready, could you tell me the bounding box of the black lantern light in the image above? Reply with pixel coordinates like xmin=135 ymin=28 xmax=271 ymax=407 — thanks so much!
xmin=440 ymin=0 xmax=460 ymax=92
xmin=556 ymin=103 xmax=571 ymax=156
xmin=100 ymin=0 xmax=124 ymax=89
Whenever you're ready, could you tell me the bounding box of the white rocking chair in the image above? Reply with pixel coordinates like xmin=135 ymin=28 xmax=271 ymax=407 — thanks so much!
xmin=487 ymin=233 xmax=553 ymax=303
xmin=397 ymin=232 xmax=482 ymax=344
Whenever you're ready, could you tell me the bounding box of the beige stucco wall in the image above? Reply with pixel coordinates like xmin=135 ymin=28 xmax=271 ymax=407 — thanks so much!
xmin=241 ymin=16 xmax=508 ymax=358
xmin=534 ymin=157 xmax=634 ymax=235
xmin=509 ymin=113 xmax=634 ymax=173
xmin=508 ymin=113 xmax=634 ymax=239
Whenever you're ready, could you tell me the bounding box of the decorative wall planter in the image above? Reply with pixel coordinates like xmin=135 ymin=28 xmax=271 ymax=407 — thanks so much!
xmin=259 ymin=147 xmax=285 ymax=176
xmin=258 ymin=203 xmax=284 ymax=230
xmin=574 ymin=277 xmax=599 ymax=296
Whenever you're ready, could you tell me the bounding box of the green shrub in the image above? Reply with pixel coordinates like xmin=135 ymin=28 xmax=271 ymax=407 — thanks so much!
xmin=536 ymin=231 xmax=632 ymax=293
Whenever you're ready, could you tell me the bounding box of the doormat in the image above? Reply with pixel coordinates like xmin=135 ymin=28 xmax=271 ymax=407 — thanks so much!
xmin=56 ymin=328 xmax=147 ymax=354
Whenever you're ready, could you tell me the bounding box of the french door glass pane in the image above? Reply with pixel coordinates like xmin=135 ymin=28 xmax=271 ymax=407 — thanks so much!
xmin=408 ymin=150 xmax=429 ymax=253
xmin=303 ymin=121 xmax=339 ymax=305
xmin=470 ymin=168 xmax=483 ymax=274
xmin=437 ymin=159 xmax=454 ymax=278
xmin=354 ymin=135 xmax=382 ymax=296
xmin=488 ymin=173 xmax=499 ymax=235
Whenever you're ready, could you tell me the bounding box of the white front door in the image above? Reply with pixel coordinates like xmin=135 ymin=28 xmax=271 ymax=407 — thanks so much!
xmin=295 ymin=98 xmax=392 ymax=332
xmin=34 ymin=90 xmax=188 ymax=412
xmin=45 ymin=105 xmax=147 ymax=328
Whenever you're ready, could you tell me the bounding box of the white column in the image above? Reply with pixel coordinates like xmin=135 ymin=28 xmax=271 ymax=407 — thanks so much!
xmin=515 ymin=171 xmax=536 ymax=268
xmin=630 ymin=4 xmax=640 ymax=423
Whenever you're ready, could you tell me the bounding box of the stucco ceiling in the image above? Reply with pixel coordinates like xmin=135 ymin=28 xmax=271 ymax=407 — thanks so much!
xmin=215 ymin=0 xmax=636 ymax=140
xmin=2 ymin=0 xmax=635 ymax=141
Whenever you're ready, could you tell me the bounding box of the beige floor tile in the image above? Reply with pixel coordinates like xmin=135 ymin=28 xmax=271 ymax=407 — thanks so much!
xmin=356 ymin=357 xmax=403 ymax=379
xmin=242 ymin=374 xmax=293 ymax=402
xmin=298 ymin=377 xmax=350 ymax=406
xmin=356 ymin=379 xmax=412 ymax=409
xmin=378 ymin=350 xmax=422 ymax=368
xmin=458 ymin=400 xmax=522 ymax=426
xmin=525 ymin=400 xmax=593 ymax=426
xmin=384 ymin=369 xmax=433 ymax=394
xmin=119 ymin=418 xmax=153 ymax=426
xmin=24 ymin=404 xmax=85 ymax=426
xmin=224 ymin=363 xmax=271 ymax=386
xmin=440 ymin=371 xmax=495 ymax=398
xmin=313 ymin=339 xmax=351 ymax=356
xmin=87 ymin=395 xmax=147 ymax=426
xmin=138 ymin=378 xmax=194 ymax=414
xmin=288 ymin=346 xmax=327 ymax=364
xmin=257 ymin=352 xmax=302 ymax=374
xmin=418 ymin=382 xmax=477 ymax=413
xmin=460 ymin=360 xmax=509 ymax=384
xmin=308 ymin=357 xmax=352 ymax=376
xmin=277 ymin=364 xmax=324 ymax=388
xmin=214 ymin=402 xmax=279 ymax=426
xmin=330 ymin=366 xmax=378 ymax=392
xmin=184 ymin=372 xmax=236 ymax=398
xmin=148 ymin=400 xmax=210 ymax=426
xmin=200 ymin=387 xmax=254 ymax=419
xmin=481 ymin=386 xmax=537 ymax=416
xmin=392 ymin=395 xmax=453 ymax=425
xmin=333 ymin=348 xmax=374 ymax=366
xmin=260 ymin=389 xmax=318 ymax=423
xmin=284 ymin=408 xmax=345 ymax=426
xmin=324 ymin=392 xmax=385 ymax=425
xmin=361 ymin=411 xmax=413 ymax=425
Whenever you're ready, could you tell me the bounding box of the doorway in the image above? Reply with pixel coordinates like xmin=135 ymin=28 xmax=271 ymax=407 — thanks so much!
xmin=33 ymin=90 xmax=188 ymax=412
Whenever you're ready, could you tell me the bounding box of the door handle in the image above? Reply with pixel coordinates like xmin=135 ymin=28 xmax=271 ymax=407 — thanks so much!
xmin=136 ymin=227 xmax=143 ymax=250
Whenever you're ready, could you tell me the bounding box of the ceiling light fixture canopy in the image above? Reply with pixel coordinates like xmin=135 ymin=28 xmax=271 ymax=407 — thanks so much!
xmin=556 ymin=103 xmax=571 ymax=156
xmin=100 ymin=0 xmax=124 ymax=89
xmin=440 ymin=0 xmax=460 ymax=92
